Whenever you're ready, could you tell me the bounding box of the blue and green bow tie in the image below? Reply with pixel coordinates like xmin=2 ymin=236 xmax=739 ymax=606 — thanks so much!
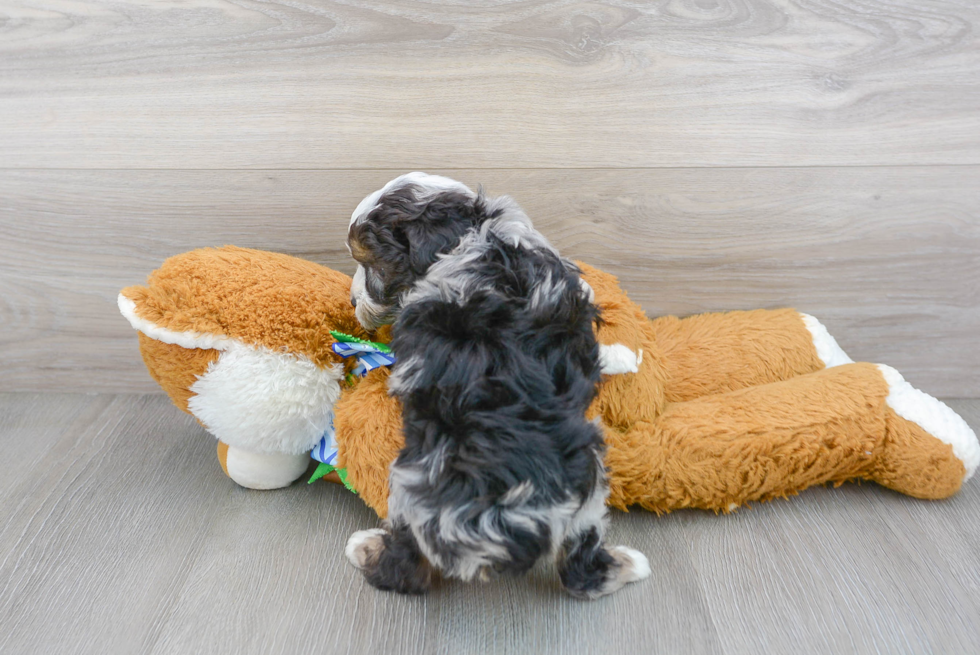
xmin=308 ymin=331 xmax=397 ymax=489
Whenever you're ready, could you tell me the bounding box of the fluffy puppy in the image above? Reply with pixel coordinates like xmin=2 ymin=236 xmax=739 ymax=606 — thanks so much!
xmin=344 ymin=173 xmax=650 ymax=598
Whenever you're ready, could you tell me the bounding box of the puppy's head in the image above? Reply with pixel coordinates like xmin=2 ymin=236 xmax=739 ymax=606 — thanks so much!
xmin=347 ymin=173 xmax=487 ymax=330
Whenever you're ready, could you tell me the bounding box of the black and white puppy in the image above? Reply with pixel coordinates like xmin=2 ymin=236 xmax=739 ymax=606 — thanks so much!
xmin=344 ymin=173 xmax=650 ymax=598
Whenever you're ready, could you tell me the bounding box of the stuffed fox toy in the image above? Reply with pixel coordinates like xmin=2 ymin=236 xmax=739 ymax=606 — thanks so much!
xmin=119 ymin=246 xmax=979 ymax=516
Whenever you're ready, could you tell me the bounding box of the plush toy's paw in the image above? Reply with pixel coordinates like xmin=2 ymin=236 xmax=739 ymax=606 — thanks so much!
xmin=598 ymin=344 xmax=642 ymax=375
xmin=217 ymin=443 xmax=310 ymax=490
xmin=610 ymin=546 xmax=652 ymax=584
xmin=877 ymin=365 xmax=980 ymax=485
xmin=800 ymin=313 xmax=853 ymax=368
xmin=345 ymin=529 xmax=387 ymax=569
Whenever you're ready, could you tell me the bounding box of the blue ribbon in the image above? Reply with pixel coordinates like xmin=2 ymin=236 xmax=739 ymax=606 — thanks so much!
xmin=311 ymin=415 xmax=339 ymax=465
xmin=331 ymin=341 xmax=397 ymax=377
xmin=310 ymin=339 xmax=397 ymax=477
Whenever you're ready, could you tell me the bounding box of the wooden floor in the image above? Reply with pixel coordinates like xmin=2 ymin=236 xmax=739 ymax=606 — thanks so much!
xmin=3 ymin=1 xmax=979 ymax=653
xmin=1 ymin=392 xmax=979 ymax=655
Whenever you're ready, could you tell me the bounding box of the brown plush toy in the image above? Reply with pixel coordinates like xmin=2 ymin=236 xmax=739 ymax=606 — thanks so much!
xmin=120 ymin=247 xmax=979 ymax=516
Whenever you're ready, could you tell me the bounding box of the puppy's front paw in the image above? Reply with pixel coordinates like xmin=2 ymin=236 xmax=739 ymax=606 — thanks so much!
xmin=610 ymin=546 xmax=651 ymax=583
xmin=345 ymin=528 xmax=387 ymax=569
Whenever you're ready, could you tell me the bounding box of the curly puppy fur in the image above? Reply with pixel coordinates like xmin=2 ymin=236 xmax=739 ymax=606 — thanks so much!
xmin=345 ymin=173 xmax=650 ymax=598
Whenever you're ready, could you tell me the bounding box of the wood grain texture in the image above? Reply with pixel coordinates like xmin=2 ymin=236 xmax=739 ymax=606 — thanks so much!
xmin=1 ymin=0 xmax=979 ymax=168
xmin=1 ymin=393 xmax=978 ymax=654
xmin=2 ymin=167 xmax=977 ymax=396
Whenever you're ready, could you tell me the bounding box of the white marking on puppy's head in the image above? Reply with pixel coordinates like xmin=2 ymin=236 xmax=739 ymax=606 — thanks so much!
xmin=349 ymin=172 xmax=475 ymax=228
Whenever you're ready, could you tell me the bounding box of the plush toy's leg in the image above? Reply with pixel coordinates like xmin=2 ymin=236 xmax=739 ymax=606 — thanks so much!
xmin=584 ymin=260 xmax=853 ymax=430
xmin=588 ymin=308 xmax=851 ymax=429
xmin=647 ymin=309 xmax=850 ymax=402
xmin=216 ymin=441 xmax=311 ymax=490
xmin=602 ymin=362 xmax=978 ymax=512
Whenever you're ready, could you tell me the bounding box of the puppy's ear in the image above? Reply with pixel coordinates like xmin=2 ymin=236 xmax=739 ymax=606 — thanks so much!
xmin=400 ymin=191 xmax=487 ymax=276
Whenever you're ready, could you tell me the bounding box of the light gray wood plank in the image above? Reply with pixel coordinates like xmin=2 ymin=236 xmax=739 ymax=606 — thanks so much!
xmin=2 ymin=167 xmax=977 ymax=396
xmin=146 ymin=485 xmax=433 ymax=655
xmin=1 ymin=0 xmax=979 ymax=168
xmin=1 ymin=395 xmax=978 ymax=655
xmin=689 ymin=477 xmax=980 ymax=653
xmin=0 ymin=393 xmax=109 ymax=511
xmin=0 ymin=394 xmax=228 ymax=654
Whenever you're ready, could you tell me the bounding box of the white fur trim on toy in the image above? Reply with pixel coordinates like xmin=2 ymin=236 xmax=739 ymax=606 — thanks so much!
xmin=189 ymin=342 xmax=344 ymax=455
xmin=224 ymin=446 xmax=310 ymax=490
xmin=599 ymin=343 xmax=640 ymax=375
xmin=878 ymin=364 xmax=980 ymax=480
xmin=800 ymin=313 xmax=854 ymax=368
xmin=118 ymin=293 xmax=237 ymax=351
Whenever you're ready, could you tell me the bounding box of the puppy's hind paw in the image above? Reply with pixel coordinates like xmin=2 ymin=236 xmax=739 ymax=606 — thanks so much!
xmin=345 ymin=528 xmax=387 ymax=569
xmin=610 ymin=546 xmax=651 ymax=583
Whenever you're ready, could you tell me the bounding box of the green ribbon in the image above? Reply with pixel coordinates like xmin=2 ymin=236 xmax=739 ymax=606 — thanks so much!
xmin=308 ymin=462 xmax=356 ymax=493
xmin=329 ymin=330 xmax=392 ymax=354
xmin=308 ymin=331 xmax=392 ymax=492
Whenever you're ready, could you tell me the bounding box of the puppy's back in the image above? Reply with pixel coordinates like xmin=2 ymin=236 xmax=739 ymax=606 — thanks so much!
xmin=386 ymin=233 xmax=605 ymax=579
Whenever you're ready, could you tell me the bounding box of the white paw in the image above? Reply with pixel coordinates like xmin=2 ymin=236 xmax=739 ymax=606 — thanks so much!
xmin=611 ymin=546 xmax=651 ymax=583
xmin=345 ymin=528 xmax=387 ymax=569
xmin=598 ymin=343 xmax=640 ymax=375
